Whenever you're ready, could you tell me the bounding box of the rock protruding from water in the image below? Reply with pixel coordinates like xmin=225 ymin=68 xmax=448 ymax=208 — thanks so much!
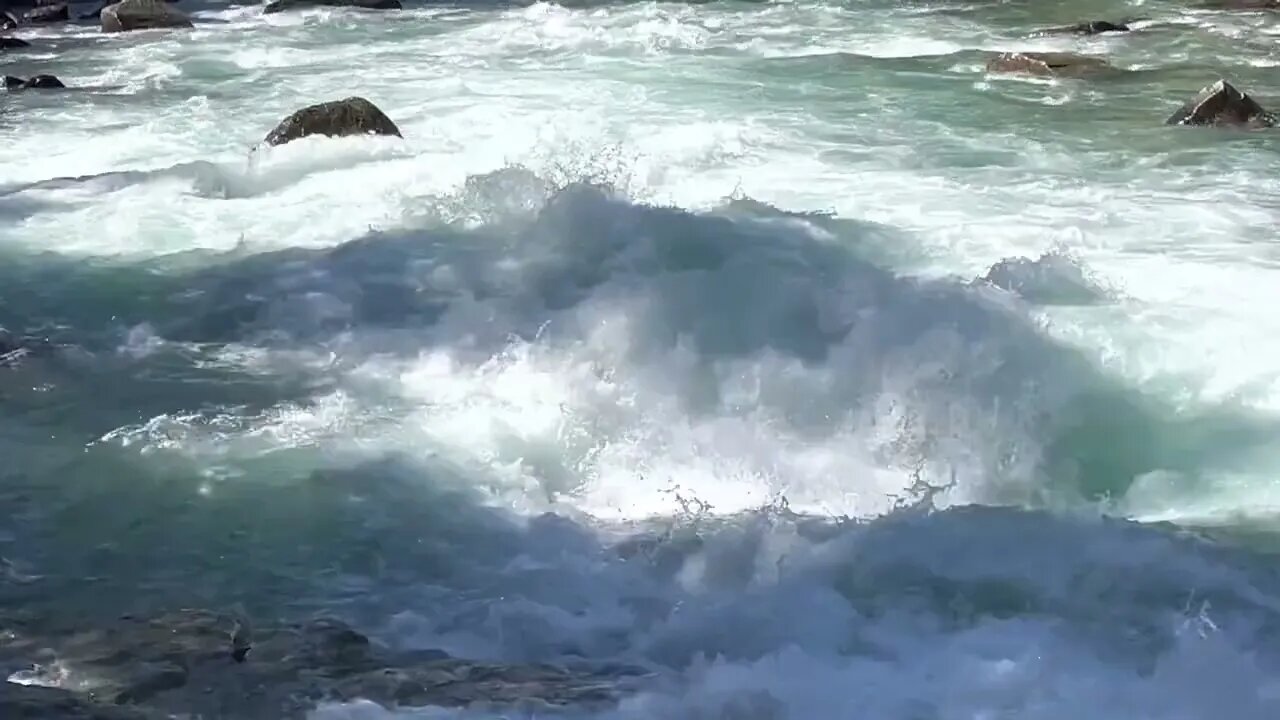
xmin=0 ymin=36 xmax=29 ymax=49
xmin=985 ymin=51 xmax=1112 ymax=77
xmin=99 ymin=0 xmax=192 ymax=32
xmin=22 ymin=2 xmax=67 ymax=22
xmin=1034 ymin=20 xmax=1130 ymax=35
xmin=1166 ymin=80 xmax=1275 ymax=128
xmin=264 ymin=96 xmax=402 ymax=147
xmin=0 ymin=610 xmax=645 ymax=719
xmin=261 ymin=0 xmax=402 ymax=13
xmin=4 ymin=74 xmax=65 ymax=90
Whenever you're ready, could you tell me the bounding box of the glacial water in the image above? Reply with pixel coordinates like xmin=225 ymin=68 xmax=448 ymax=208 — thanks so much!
xmin=3 ymin=0 xmax=1280 ymax=717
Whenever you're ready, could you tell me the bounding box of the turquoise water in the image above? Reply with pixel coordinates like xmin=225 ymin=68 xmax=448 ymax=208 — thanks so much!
xmin=3 ymin=0 xmax=1280 ymax=717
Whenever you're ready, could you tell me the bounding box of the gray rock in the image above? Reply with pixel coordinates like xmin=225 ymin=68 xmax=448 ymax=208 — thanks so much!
xmin=262 ymin=0 xmax=401 ymax=14
xmin=0 ymin=683 xmax=163 ymax=719
xmin=985 ymin=51 xmax=1113 ymax=78
xmin=100 ymin=0 xmax=192 ymax=32
xmin=1166 ymin=79 xmax=1275 ymax=128
xmin=264 ymin=96 xmax=402 ymax=147
xmin=21 ymin=2 xmax=66 ymax=21
xmin=0 ymin=610 xmax=647 ymax=719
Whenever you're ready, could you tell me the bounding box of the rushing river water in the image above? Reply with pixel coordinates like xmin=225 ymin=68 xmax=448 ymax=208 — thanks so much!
xmin=3 ymin=0 xmax=1280 ymax=717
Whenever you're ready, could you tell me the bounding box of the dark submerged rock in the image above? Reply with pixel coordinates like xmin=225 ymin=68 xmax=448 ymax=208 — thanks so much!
xmin=0 ymin=683 xmax=164 ymax=720
xmin=0 ymin=610 xmax=646 ymax=719
xmin=985 ymin=51 xmax=1113 ymax=78
xmin=1203 ymin=0 xmax=1279 ymax=8
xmin=100 ymin=0 xmax=192 ymax=32
xmin=1166 ymin=79 xmax=1275 ymax=128
xmin=3 ymin=74 xmax=65 ymax=90
xmin=21 ymin=1 xmax=66 ymax=21
xmin=264 ymin=96 xmax=402 ymax=147
xmin=0 ymin=36 xmax=30 ymax=49
xmin=262 ymin=0 xmax=401 ymax=13
xmin=1035 ymin=19 xmax=1130 ymax=35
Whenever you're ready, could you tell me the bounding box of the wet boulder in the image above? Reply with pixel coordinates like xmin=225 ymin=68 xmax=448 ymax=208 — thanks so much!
xmin=262 ymin=0 xmax=401 ymax=13
xmin=264 ymin=96 xmax=402 ymax=146
xmin=100 ymin=0 xmax=192 ymax=32
xmin=3 ymin=74 xmax=65 ymax=89
xmin=22 ymin=1 xmax=66 ymax=21
xmin=1166 ymin=79 xmax=1275 ymax=128
xmin=985 ymin=51 xmax=1113 ymax=78
xmin=0 ymin=36 xmax=29 ymax=49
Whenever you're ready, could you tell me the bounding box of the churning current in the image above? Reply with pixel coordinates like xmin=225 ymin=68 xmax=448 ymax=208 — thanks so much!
xmin=3 ymin=0 xmax=1280 ymax=718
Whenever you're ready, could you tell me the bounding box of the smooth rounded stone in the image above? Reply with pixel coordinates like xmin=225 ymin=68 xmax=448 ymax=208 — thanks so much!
xmin=0 ymin=36 xmax=29 ymax=48
xmin=0 ymin=609 xmax=643 ymax=719
xmin=264 ymin=96 xmax=402 ymax=147
xmin=99 ymin=0 xmax=192 ymax=32
xmin=985 ymin=51 xmax=1113 ymax=78
xmin=1033 ymin=20 xmax=1130 ymax=35
xmin=262 ymin=0 xmax=401 ymax=14
xmin=1166 ymin=79 xmax=1275 ymax=128
xmin=21 ymin=2 xmax=66 ymax=21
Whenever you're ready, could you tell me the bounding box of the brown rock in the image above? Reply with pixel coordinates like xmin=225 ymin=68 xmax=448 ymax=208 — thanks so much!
xmin=1166 ymin=79 xmax=1275 ymax=128
xmin=100 ymin=0 xmax=192 ymax=32
xmin=985 ymin=51 xmax=1113 ymax=78
xmin=264 ymin=96 xmax=402 ymax=147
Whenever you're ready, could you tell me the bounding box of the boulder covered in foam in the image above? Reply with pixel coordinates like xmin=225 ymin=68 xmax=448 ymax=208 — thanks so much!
xmin=263 ymin=96 xmax=403 ymax=147
xmin=100 ymin=0 xmax=192 ymax=32
xmin=1166 ymin=79 xmax=1275 ymax=128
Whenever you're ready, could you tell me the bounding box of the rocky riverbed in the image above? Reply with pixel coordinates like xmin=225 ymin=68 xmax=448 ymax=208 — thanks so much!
xmin=0 ymin=609 xmax=650 ymax=718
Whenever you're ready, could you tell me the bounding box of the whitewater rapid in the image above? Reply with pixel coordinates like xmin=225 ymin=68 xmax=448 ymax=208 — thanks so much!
xmin=4 ymin=0 xmax=1280 ymax=718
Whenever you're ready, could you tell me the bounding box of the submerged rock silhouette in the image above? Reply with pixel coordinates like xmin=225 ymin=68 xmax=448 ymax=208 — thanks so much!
xmin=0 ymin=610 xmax=646 ymax=718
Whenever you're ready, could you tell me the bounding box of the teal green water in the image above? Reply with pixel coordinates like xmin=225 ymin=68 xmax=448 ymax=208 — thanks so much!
xmin=3 ymin=0 xmax=1280 ymax=716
